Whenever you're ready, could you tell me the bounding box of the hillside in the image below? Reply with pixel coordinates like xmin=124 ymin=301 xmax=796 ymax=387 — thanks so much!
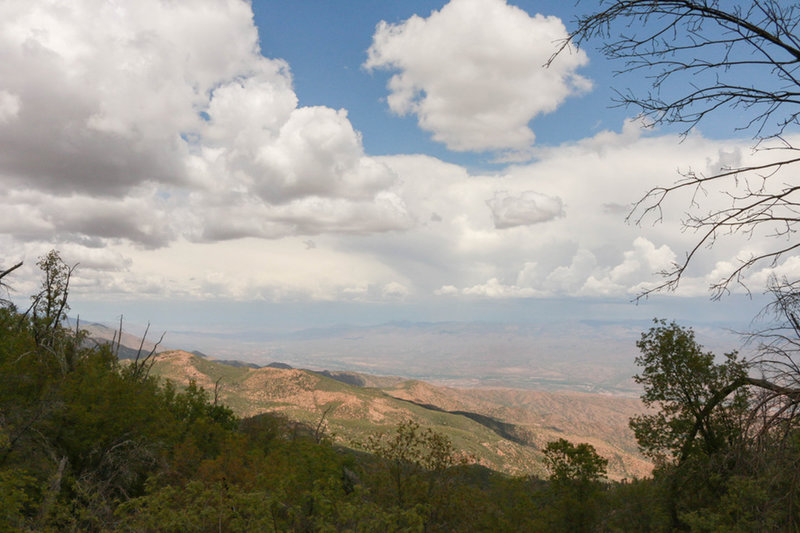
xmin=382 ymin=379 xmax=650 ymax=479
xmin=149 ymin=350 xmax=651 ymax=479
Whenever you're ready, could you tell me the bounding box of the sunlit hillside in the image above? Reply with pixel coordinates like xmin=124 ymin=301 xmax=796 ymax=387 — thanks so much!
xmin=149 ymin=350 xmax=651 ymax=479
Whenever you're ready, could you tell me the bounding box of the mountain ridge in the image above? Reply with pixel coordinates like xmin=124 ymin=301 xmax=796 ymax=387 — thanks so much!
xmin=147 ymin=349 xmax=651 ymax=480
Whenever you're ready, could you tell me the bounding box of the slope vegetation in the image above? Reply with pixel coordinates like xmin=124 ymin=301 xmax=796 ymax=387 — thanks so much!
xmin=150 ymin=350 xmax=650 ymax=479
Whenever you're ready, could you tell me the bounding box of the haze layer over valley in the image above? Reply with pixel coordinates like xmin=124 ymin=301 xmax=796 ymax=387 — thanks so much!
xmin=90 ymin=317 xmax=744 ymax=395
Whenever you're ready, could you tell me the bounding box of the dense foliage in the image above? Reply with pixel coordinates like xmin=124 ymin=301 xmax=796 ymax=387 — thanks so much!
xmin=3 ymin=254 xmax=800 ymax=531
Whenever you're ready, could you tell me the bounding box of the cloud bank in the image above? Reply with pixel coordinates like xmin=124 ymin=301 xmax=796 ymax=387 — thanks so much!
xmin=2 ymin=0 xmax=794 ymax=307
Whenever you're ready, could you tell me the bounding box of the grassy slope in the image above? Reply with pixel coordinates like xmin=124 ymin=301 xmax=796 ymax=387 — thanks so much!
xmin=149 ymin=350 xmax=649 ymax=479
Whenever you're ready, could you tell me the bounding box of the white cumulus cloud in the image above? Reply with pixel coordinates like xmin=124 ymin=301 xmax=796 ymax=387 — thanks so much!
xmin=364 ymin=0 xmax=590 ymax=155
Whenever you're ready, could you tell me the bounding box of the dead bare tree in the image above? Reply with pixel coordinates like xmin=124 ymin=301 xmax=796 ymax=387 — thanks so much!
xmin=735 ymin=276 xmax=800 ymax=441
xmin=313 ymin=404 xmax=336 ymax=444
xmin=114 ymin=317 xmax=166 ymax=381
xmin=556 ymin=0 xmax=800 ymax=298
xmin=213 ymin=377 xmax=223 ymax=406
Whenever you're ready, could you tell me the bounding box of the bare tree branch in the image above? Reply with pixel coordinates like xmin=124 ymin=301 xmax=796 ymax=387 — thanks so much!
xmin=0 ymin=260 xmax=22 ymax=305
xmin=0 ymin=261 xmax=22 ymax=284
xmin=555 ymin=1 xmax=800 ymax=297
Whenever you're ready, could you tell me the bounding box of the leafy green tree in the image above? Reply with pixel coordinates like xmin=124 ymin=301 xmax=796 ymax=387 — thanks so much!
xmin=362 ymin=420 xmax=474 ymax=532
xmin=0 ymin=252 xmax=91 ymax=529
xmin=363 ymin=420 xmax=466 ymax=506
xmin=542 ymin=438 xmax=608 ymax=533
xmin=630 ymin=320 xmax=749 ymax=466
xmin=543 ymin=439 xmax=608 ymax=483
xmin=30 ymin=251 xmax=77 ymax=360
xmin=629 ymin=320 xmax=756 ymax=529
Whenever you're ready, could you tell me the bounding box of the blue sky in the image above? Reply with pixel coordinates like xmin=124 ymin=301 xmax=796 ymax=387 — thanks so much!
xmin=0 ymin=0 xmax=790 ymax=340
xmin=251 ymin=0 xmax=630 ymax=164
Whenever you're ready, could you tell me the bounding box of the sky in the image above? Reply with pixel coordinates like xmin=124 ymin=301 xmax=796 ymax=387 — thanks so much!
xmin=0 ymin=0 xmax=790 ymax=339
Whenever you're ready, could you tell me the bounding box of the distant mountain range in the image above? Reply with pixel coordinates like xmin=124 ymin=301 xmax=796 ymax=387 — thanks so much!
xmin=147 ymin=350 xmax=652 ymax=480
xmin=80 ymin=317 xmax=743 ymax=394
xmin=158 ymin=320 xmax=742 ymax=395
